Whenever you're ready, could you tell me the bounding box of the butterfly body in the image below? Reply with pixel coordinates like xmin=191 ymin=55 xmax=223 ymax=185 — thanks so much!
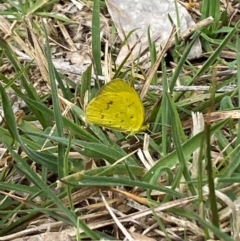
xmin=86 ymin=79 xmax=148 ymax=134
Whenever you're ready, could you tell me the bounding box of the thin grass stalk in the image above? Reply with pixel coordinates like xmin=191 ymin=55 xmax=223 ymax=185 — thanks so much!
xmin=169 ymin=32 xmax=200 ymax=91
xmin=151 ymin=61 xmax=166 ymax=134
xmin=147 ymin=26 xmax=157 ymax=85
xmin=81 ymin=64 xmax=92 ymax=105
xmin=236 ymin=32 xmax=240 ymax=145
xmin=160 ymin=61 xmax=168 ymax=155
xmin=44 ymin=23 xmax=65 ymax=179
xmin=150 ymin=207 xmax=172 ymax=241
xmin=92 ymin=0 xmax=102 ymax=77
xmin=197 ymin=138 xmax=210 ymax=238
xmin=205 ymin=79 xmax=219 ymax=231
xmin=113 ymin=36 xmax=140 ymax=79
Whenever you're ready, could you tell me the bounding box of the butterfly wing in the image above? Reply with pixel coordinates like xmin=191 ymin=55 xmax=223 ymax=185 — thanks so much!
xmin=86 ymin=79 xmax=147 ymax=133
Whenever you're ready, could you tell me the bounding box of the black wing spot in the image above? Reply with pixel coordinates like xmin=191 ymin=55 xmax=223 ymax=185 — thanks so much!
xmin=101 ymin=115 xmax=104 ymax=119
xmin=106 ymin=100 xmax=113 ymax=110
xmin=121 ymin=120 xmax=124 ymax=123
xmin=127 ymin=102 xmax=135 ymax=107
xmin=130 ymin=116 xmax=134 ymax=119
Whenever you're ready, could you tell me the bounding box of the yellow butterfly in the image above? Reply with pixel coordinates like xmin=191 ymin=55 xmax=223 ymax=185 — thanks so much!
xmin=86 ymin=79 xmax=149 ymax=134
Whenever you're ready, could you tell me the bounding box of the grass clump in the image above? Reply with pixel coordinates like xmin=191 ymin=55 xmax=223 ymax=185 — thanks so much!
xmin=0 ymin=0 xmax=239 ymax=240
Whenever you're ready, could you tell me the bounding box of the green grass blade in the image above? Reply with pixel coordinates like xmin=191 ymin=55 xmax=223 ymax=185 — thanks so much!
xmin=92 ymin=0 xmax=102 ymax=76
